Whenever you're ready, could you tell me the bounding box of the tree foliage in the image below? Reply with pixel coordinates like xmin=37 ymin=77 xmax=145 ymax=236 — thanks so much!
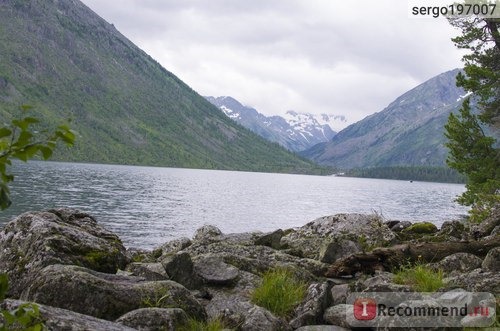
xmin=0 ymin=274 xmax=45 ymax=330
xmin=446 ymin=12 xmax=500 ymax=221
xmin=345 ymin=166 xmax=465 ymax=183
xmin=0 ymin=105 xmax=75 ymax=210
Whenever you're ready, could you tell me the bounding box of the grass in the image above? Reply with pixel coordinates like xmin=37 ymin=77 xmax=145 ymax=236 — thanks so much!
xmin=178 ymin=317 xmax=226 ymax=331
xmin=393 ymin=262 xmax=444 ymax=292
xmin=251 ymin=268 xmax=307 ymax=317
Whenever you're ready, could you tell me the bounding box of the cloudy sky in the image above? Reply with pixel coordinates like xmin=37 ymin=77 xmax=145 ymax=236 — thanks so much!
xmin=80 ymin=0 xmax=464 ymax=126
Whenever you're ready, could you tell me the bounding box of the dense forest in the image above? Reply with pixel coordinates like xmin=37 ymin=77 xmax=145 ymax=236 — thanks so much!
xmin=343 ymin=166 xmax=466 ymax=183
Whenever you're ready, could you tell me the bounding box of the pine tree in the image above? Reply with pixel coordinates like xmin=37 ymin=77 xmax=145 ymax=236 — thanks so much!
xmin=445 ymin=15 xmax=499 ymax=221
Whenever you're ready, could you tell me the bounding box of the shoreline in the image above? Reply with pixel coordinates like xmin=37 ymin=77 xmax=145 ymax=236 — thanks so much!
xmin=0 ymin=207 xmax=498 ymax=330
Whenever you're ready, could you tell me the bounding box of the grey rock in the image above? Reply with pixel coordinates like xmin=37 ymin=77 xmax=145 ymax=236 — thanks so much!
xmin=323 ymin=304 xmax=352 ymax=329
xmin=185 ymin=239 xmax=326 ymax=279
xmin=193 ymin=255 xmax=239 ymax=286
xmin=193 ymin=225 xmax=223 ymax=242
xmin=470 ymin=205 xmax=500 ymax=238
xmin=330 ymin=284 xmax=349 ymax=305
xmin=358 ymin=272 xmax=394 ymax=290
xmin=125 ymin=262 xmax=168 ymax=281
xmin=439 ymin=220 xmax=467 ymax=239
xmin=295 ymin=327 xmax=350 ymax=331
xmin=2 ymin=299 xmax=136 ymax=331
xmin=391 ymin=220 xmax=412 ymax=232
xmin=445 ymin=269 xmax=500 ymax=294
xmin=0 ymin=208 xmax=127 ymax=297
xmin=280 ymin=213 xmax=395 ymax=261
xmin=482 ymin=247 xmax=500 ymax=272
xmin=158 ymin=237 xmax=192 ymax=257
xmin=290 ymin=282 xmax=332 ymax=328
xmin=240 ymin=306 xmax=288 ymax=331
xmin=491 ymin=225 xmax=500 ymax=236
xmin=432 ymin=253 xmax=483 ymax=276
xmin=21 ymin=264 xmax=205 ymax=321
xmin=160 ymin=252 xmax=202 ymax=290
xmin=319 ymin=239 xmax=360 ymax=263
xmin=254 ymin=229 xmax=284 ymax=249
xmin=115 ymin=308 xmax=188 ymax=331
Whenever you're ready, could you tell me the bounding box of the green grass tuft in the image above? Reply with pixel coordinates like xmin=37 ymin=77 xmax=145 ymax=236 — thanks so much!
xmin=178 ymin=317 xmax=226 ymax=331
xmin=393 ymin=262 xmax=444 ymax=292
xmin=251 ymin=268 xmax=307 ymax=317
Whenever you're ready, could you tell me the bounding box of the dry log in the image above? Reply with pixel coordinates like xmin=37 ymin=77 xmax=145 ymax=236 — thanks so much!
xmin=325 ymin=235 xmax=500 ymax=277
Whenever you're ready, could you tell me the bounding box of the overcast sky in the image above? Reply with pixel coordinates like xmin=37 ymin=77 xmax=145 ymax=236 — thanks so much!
xmin=80 ymin=0 xmax=464 ymax=126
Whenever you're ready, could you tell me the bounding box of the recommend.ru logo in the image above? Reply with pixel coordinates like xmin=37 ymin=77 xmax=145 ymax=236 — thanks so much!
xmin=347 ymin=292 xmax=496 ymax=328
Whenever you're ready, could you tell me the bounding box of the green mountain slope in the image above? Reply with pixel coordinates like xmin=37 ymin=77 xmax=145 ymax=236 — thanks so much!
xmin=0 ymin=0 xmax=321 ymax=173
xmin=301 ymin=69 xmax=466 ymax=169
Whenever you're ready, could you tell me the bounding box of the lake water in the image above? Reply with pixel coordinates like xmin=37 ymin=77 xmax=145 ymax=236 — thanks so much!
xmin=0 ymin=161 xmax=468 ymax=249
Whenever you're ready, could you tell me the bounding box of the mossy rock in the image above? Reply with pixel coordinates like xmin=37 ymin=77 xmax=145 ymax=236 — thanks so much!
xmin=403 ymin=222 xmax=438 ymax=234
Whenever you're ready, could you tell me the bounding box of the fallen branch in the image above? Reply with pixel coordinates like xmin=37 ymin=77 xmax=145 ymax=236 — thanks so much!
xmin=325 ymin=236 xmax=500 ymax=277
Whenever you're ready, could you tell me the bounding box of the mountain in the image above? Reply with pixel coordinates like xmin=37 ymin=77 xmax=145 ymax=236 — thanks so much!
xmin=301 ymin=69 xmax=467 ymax=169
xmin=0 ymin=0 xmax=323 ymax=174
xmin=206 ymin=96 xmax=347 ymax=152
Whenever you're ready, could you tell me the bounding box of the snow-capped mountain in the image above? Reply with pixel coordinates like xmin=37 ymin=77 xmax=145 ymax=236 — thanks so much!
xmin=206 ymin=96 xmax=347 ymax=152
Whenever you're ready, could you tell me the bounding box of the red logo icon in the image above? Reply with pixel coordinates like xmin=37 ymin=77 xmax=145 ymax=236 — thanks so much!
xmin=354 ymin=298 xmax=377 ymax=320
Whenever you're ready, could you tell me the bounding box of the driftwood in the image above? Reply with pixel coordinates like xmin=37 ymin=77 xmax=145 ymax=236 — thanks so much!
xmin=325 ymin=236 xmax=500 ymax=277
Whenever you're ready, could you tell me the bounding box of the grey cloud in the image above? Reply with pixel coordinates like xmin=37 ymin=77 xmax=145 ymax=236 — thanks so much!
xmin=80 ymin=0 xmax=463 ymax=125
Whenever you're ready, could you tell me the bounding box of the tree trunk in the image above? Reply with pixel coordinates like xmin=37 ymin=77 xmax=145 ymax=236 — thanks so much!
xmin=325 ymin=236 xmax=500 ymax=277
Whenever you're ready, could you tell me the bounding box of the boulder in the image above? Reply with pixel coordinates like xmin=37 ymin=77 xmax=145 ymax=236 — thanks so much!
xmin=290 ymin=282 xmax=332 ymax=328
xmin=402 ymin=221 xmax=438 ymax=234
xmin=125 ymin=262 xmax=169 ymax=281
xmin=0 ymin=209 xmax=127 ymax=297
xmin=184 ymin=238 xmax=326 ymax=279
xmin=193 ymin=225 xmax=222 ymax=242
xmin=157 ymin=237 xmax=192 ymax=258
xmin=439 ymin=220 xmax=468 ymax=239
xmin=470 ymin=205 xmax=500 ymax=238
xmin=193 ymin=254 xmax=239 ymax=286
xmin=240 ymin=306 xmax=289 ymax=331
xmin=1 ymin=299 xmax=136 ymax=331
xmin=323 ymin=304 xmax=352 ymax=329
xmin=390 ymin=220 xmax=412 ymax=232
xmin=330 ymin=284 xmax=349 ymax=305
xmin=20 ymin=264 xmax=206 ymax=321
xmin=445 ymin=269 xmax=500 ymax=294
xmin=319 ymin=239 xmax=360 ymax=263
xmin=482 ymin=247 xmax=500 ymax=272
xmin=160 ymin=252 xmax=202 ymax=290
xmin=254 ymin=229 xmax=284 ymax=249
xmin=431 ymin=253 xmax=483 ymax=276
xmin=115 ymin=308 xmax=188 ymax=331
xmin=280 ymin=214 xmax=395 ymax=261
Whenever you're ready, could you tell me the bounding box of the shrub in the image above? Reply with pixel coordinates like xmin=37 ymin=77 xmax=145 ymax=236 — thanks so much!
xmin=393 ymin=262 xmax=444 ymax=292
xmin=251 ymin=268 xmax=307 ymax=317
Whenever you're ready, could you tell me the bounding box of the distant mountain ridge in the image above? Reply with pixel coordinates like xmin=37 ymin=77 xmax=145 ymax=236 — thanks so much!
xmin=206 ymin=96 xmax=347 ymax=152
xmin=0 ymin=0 xmax=323 ymax=174
xmin=301 ymin=69 xmax=467 ymax=168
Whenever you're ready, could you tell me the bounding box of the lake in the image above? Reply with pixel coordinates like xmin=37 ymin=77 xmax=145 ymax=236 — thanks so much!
xmin=1 ymin=161 xmax=469 ymax=249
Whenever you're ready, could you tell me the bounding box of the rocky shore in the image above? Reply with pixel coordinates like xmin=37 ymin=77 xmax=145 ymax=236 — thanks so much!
xmin=0 ymin=208 xmax=498 ymax=330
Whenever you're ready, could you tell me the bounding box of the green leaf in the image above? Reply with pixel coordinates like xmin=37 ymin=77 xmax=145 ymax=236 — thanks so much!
xmin=39 ymin=146 xmax=53 ymax=160
xmin=13 ymin=130 xmax=33 ymax=147
xmin=0 ymin=185 xmax=11 ymax=210
xmin=0 ymin=273 xmax=8 ymax=300
xmin=0 ymin=128 xmax=12 ymax=139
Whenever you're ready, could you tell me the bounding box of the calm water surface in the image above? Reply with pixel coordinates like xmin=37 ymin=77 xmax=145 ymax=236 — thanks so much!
xmin=0 ymin=161 xmax=468 ymax=249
